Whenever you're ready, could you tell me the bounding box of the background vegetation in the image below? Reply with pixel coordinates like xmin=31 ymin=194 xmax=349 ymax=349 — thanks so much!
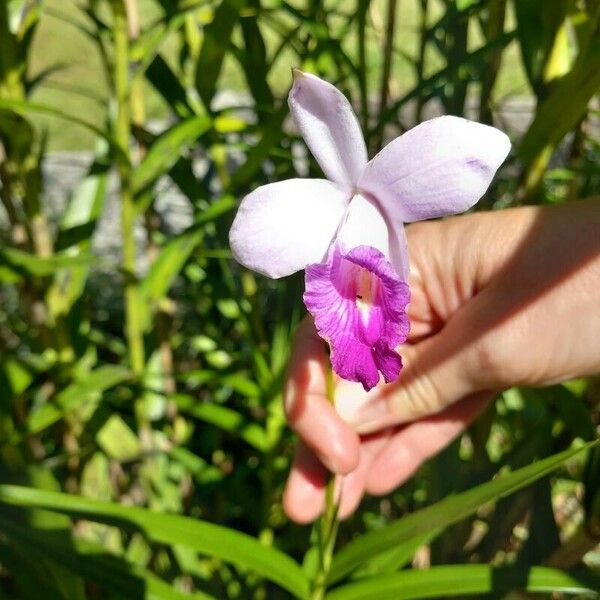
xmin=0 ymin=0 xmax=599 ymax=598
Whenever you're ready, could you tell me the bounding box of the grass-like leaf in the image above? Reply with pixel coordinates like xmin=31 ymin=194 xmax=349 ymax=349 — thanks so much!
xmin=326 ymin=564 xmax=600 ymax=599
xmin=172 ymin=393 xmax=269 ymax=452
xmin=132 ymin=115 xmax=212 ymax=196
xmin=0 ymin=485 xmax=310 ymax=599
xmin=330 ymin=439 xmax=599 ymax=584
xmin=195 ymin=0 xmax=247 ymax=109
xmin=1 ymin=519 xmax=214 ymax=600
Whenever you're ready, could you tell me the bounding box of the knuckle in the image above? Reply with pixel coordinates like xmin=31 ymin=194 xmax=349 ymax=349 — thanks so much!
xmin=389 ymin=348 xmax=446 ymax=421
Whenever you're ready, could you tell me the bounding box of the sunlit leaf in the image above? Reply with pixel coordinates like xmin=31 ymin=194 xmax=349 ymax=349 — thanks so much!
xmin=0 ymin=485 xmax=310 ymax=599
xmin=195 ymin=0 xmax=247 ymax=109
xmin=171 ymin=393 xmax=269 ymax=451
xmin=327 ymin=564 xmax=600 ymax=599
xmin=0 ymin=519 xmax=214 ymax=600
xmin=96 ymin=415 xmax=142 ymax=462
xmin=132 ymin=115 xmax=212 ymax=196
xmin=330 ymin=440 xmax=600 ymax=583
xmin=22 ymin=366 xmax=132 ymax=439
xmin=0 ymin=248 xmax=92 ymax=277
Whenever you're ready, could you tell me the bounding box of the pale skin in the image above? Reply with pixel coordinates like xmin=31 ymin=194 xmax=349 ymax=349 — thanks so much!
xmin=283 ymin=199 xmax=600 ymax=523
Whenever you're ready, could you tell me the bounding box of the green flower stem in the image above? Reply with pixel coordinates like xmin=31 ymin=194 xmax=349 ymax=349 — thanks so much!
xmin=311 ymin=365 xmax=340 ymax=600
xmin=111 ymin=0 xmax=145 ymax=377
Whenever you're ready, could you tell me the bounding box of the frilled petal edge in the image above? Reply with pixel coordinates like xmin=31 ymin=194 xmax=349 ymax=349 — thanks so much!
xmin=229 ymin=178 xmax=350 ymax=279
xmin=304 ymin=244 xmax=410 ymax=391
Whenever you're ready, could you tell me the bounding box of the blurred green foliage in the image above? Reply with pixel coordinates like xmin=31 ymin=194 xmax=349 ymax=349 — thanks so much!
xmin=0 ymin=0 xmax=599 ymax=598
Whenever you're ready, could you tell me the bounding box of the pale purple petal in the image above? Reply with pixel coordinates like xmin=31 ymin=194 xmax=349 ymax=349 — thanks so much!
xmin=229 ymin=179 xmax=350 ymax=279
xmin=358 ymin=115 xmax=511 ymax=223
xmin=288 ymin=70 xmax=367 ymax=187
xmin=304 ymin=245 xmax=410 ymax=391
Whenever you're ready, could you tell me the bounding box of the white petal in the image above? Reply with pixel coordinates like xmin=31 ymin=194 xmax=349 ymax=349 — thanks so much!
xmin=229 ymin=179 xmax=350 ymax=279
xmin=337 ymin=194 xmax=410 ymax=281
xmin=359 ymin=116 xmax=511 ymax=223
xmin=288 ymin=70 xmax=368 ymax=186
xmin=337 ymin=194 xmax=389 ymax=254
xmin=389 ymin=221 xmax=410 ymax=282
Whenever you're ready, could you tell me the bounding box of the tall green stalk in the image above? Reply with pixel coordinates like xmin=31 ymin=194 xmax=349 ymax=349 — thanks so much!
xmin=111 ymin=0 xmax=145 ymax=376
xmin=414 ymin=0 xmax=429 ymax=124
xmin=357 ymin=0 xmax=370 ymax=133
xmin=373 ymin=0 xmax=399 ymax=153
xmin=478 ymin=0 xmax=507 ymax=125
xmin=311 ymin=366 xmax=340 ymax=600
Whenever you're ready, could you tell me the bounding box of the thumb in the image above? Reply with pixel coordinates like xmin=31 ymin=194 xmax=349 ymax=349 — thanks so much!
xmin=346 ymin=316 xmax=488 ymax=434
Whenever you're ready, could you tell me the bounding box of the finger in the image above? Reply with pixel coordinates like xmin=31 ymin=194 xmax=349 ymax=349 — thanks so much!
xmin=337 ymin=431 xmax=392 ymax=519
xmin=285 ymin=318 xmax=360 ymax=474
xmin=345 ymin=311 xmax=491 ymax=433
xmin=365 ymin=392 xmax=491 ymax=496
xmin=283 ymin=443 xmax=327 ymax=523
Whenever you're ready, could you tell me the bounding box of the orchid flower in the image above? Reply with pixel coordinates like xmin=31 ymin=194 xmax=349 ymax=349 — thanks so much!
xmin=229 ymin=71 xmax=510 ymax=391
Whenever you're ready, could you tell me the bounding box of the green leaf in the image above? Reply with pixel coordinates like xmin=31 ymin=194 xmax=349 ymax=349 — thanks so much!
xmin=370 ymin=31 xmax=515 ymax=142
xmin=0 ymin=358 xmax=32 ymax=402
xmin=0 ymin=248 xmax=92 ymax=277
xmin=22 ymin=366 xmax=132 ymax=439
xmin=171 ymin=394 xmax=269 ymax=451
xmin=239 ymin=5 xmax=274 ymax=115
xmin=0 ymin=543 xmax=67 ymax=600
xmin=518 ymin=36 xmax=600 ymax=168
xmin=0 ymin=519 xmax=214 ymax=600
xmin=145 ymin=54 xmax=195 ymax=119
xmin=228 ymin=102 xmax=287 ymax=191
xmin=352 ymin=530 xmax=439 ymax=579
xmin=58 ymin=146 xmax=110 ymax=246
xmin=139 ymin=230 xmax=203 ymax=330
xmin=326 ymin=565 xmax=600 ymax=600
xmin=96 ymin=415 xmax=142 ymax=462
xmin=195 ymin=0 xmax=247 ymax=109
xmin=137 ymin=195 xmax=236 ymax=331
xmin=8 ymin=0 xmax=43 ymax=41
xmin=132 ymin=115 xmax=212 ymax=196
xmin=0 ymin=98 xmax=111 ymax=142
xmin=49 ymin=143 xmax=110 ymax=315
xmin=514 ymin=0 xmax=570 ymax=93
xmin=169 ymin=446 xmax=224 ymax=484
xmin=191 ymin=194 xmax=237 ymax=227
xmin=330 ymin=440 xmax=599 ymax=583
xmin=5 ymin=466 xmax=88 ymax=600
xmin=0 ymin=485 xmax=310 ymax=599
xmin=0 ymin=263 xmax=21 ymax=283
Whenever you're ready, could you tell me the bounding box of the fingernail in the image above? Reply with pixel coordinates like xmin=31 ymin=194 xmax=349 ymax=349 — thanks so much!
xmin=317 ymin=452 xmax=338 ymax=474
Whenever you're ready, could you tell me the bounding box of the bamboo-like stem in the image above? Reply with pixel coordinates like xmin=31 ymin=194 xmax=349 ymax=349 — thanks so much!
xmin=357 ymin=0 xmax=370 ymax=133
xmin=414 ymin=0 xmax=428 ymax=124
xmin=546 ymin=525 xmax=599 ymax=569
xmin=567 ymin=115 xmax=587 ymax=203
xmin=125 ymin=0 xmax=177 ymax=398
xmin=0 ymin=148 xmax=27 ymax=245
xmin=373 ymin=0 xmax=399 ymax=153
xmin=478 ymin=0 xmax=506 ymax=125
xmin=443 ymin=0 xmax=468 ymax=116
xmin=111 ymin=0 xmax=145 ymax=377
xmin=0 ymin=6 xmax=74 ymax=363
xmin=310 ymin=365 xmax=340 ymax=600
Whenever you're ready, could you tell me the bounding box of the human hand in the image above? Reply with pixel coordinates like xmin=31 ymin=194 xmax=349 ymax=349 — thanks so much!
xmin=283 ymin=200 xmax=600 ymax=522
